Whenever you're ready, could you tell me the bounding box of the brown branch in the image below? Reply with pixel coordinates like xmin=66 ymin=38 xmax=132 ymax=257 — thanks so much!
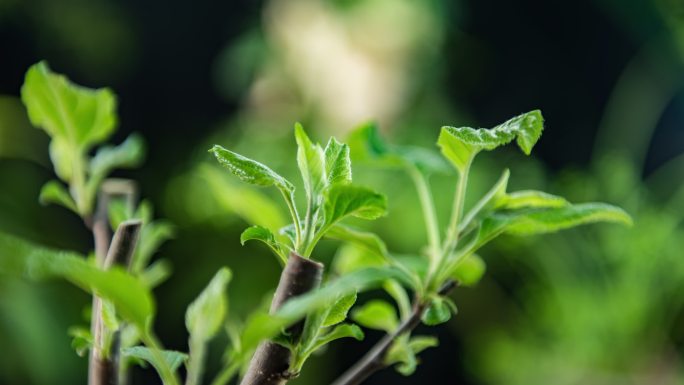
xmin=88 ymin=180 xmax=138 ymax=385
xmin=330 ymin=280 xmax=458 ymax=385
xmin=239 ymin=253 xmax=324 ymax=385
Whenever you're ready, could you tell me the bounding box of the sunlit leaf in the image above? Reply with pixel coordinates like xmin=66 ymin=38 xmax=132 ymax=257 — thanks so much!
xmin=324 ymin=137 xmax=352 ymax=185
xmin=21 ymin=61 xmax=117 ymax=154
xmin=240 ymin=225 xmax=285 ymax=263
xmin=209 ymin=145 xmax=294 ymax=194
xmin=295 ymin=123 xmax=327 ymax=200
xmin=498 ymin=190 xmax=569 ymax=210
xmin=450 ymin=254 xmax=486 ymax=287
xmin=323 ymin=292 xmax=357 ymax=327
xmin=48 ymin=138 xmax=76 ymax=181
xmin=323 ymin=185 xmax=387 ymax=226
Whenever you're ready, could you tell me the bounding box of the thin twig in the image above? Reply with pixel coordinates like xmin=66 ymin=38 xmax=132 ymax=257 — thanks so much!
xmin=331 ymin=280 xmax=457 ymax=385
xmin=88 ymin=180 xmax=138 ymax=385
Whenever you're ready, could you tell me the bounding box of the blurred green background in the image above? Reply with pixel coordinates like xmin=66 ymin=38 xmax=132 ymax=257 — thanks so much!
xmin=2 ymin=0 xmax=684 ymax=384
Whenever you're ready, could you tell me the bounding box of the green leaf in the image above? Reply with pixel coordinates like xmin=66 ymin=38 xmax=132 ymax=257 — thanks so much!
xmin=408 ymin=335 xmax=439 ymax=354
xmin=239 ymin=266 xmax=406 ymax=355
xmin=474 ymin=203 xmax=633 ymax=250
xmin=122 ymin=346 xmax=188 ymax=373
xmin=421 ymin=297 xmax=452 ymax=326
xmin=323 ymin=292 xmax=357 ymax=327
xmin=240 ymin=225 xmax=276 ymax=246
xmin=0 ymin=231 xmax=154 ymax=329
xmin=313 ymin=323 xmax=364 ymax=350
xmin=279 ymin=223 xmax=298 ymax=245
xmin=332 ymin=243 xmax=386 ymax=275
xmin=352 ymin=300 xmax=398 ymax=333
xmin=385 ymin=339 xmax=417 ymax=376
xmin=21 ymin=61 xmax=118 ymax=152
xmin=240 ymin=225 xmax=286 ymax=263
xmin=385 ymin=335 xmax=439 ymax=376
xmin=383 ymin=280 xmax=412 ymax=318
xmin=140 ymin=259 xmax=173 ymax=288
xmin=298 ymin=303 xmax=329 ymax=364
xmin=87 ymin=133 xmax=145 ymax=196
xmin=39 ymin=180 xmax=78 ymax=213
xmin=68 ymin=326 xmax=92 ymax=357
xmin=90 ymin=133 xmax=144 ymax=176
xmin=348 ymin=121 xmax=449 ymax=174
xmin=439 ymin=110 xmax=544 ymax=171
xmin=186 ymin=267 xmax=232 ymax=341
xmin=503 ymin=202 xmax=633 ymax=236
xmin=324 ymin=137 xmax=352 ymax=185
xmin=451 ymin=254 xmax=486 ymax=287
xmin=198 ymin=165 xmax=288 ymax=231
xmin=295 ymin=123 xmax=327 ymax=200
xmin=209 ymin=145 xmax=294 ymax=194
xmin=325 ymin=225 xmax=388 ymax=260
xmin=324 ymin=185 xmax=387 ymax=226
xmin=498 ymin=190 xmax=569 ymax=210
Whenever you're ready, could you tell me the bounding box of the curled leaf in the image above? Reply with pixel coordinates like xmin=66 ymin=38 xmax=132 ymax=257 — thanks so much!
xmin=439 ymin=110 xmax=544 ymax=171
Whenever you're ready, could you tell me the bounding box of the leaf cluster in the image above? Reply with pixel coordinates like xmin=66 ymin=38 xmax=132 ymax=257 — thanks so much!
xmin=209 ymin=123 xmax=387 ymax=262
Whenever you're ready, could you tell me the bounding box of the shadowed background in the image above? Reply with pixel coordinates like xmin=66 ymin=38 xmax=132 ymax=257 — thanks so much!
xmin=1 ymin=0 xmax=684 ymax=384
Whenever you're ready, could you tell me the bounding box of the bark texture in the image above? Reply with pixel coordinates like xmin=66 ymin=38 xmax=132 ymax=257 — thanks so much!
xmin=239 ymin=253 xmax=323 ymax=385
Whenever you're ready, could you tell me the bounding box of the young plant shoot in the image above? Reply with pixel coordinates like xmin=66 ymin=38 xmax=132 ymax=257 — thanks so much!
xmin=2 ymin=62 xmax=205 ymax=385
xmin=209 ymin=124 xmax=388 ymax=385
xmin=0 ymin=61 xmax=633 ymax=385
xmin=329 ymin=111 xmax=633 ymax=385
